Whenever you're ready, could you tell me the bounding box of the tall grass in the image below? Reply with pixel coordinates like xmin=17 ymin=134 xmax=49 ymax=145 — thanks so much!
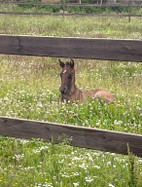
xmin=0 ymin=136 xmax=142 ymax=187
xmin=0 ymin=15 xmax=142 ymax=39
xmin=0 ymin=15 xmax=142 ymax=186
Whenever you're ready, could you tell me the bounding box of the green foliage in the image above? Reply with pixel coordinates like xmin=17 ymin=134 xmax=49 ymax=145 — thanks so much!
xmin=17 ymin=4 xmax=62 ymax=13
xmin=127 ymin=145 xmax=141 ymax=187
xmin=15 ymin=5 xmax=141 ymax=14
xmin=0 ymin=2 xmax=141 ymax=14
xmin=0 ymin=136 xmax=142 ymax=186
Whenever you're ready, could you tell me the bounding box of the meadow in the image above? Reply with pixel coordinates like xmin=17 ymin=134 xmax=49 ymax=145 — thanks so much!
xmin=0 ymin=15 xmax=142 ymax=186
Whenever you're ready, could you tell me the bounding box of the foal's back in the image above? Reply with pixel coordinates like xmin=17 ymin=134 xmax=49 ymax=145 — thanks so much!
xmin=81 ymin=88 xmax=115 ymax=103
xmin=88 ymin=89 xmax=115 ymax=102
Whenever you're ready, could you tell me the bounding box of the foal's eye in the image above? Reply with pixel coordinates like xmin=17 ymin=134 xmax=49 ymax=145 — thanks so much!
xmin=68 ymin=74 xmax=73 ymax=79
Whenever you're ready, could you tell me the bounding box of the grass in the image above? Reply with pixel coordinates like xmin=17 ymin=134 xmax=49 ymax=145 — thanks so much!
xmin=0 ymin=14 xmax=142 ymax=186
xmin=0 ymin=15 xmax=142 ymax=39
xmin=0 ymin=137 xmax=142 ymax=187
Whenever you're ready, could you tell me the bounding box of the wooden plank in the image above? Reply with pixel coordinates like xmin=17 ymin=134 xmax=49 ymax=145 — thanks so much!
xmin=0 ymin=34 xmax=142 ymax=62
xmin=0 ymin=116 xmax=142 ymax=157
xmin=0 ymin=11 xmax=63 ymax=16
xmin=0 ymin=1 xmax=62 ymax=5
xmin=1 ymin=11 xmax=142 ymax=17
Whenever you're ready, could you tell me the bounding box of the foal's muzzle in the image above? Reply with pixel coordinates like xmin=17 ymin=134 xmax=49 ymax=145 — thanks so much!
xmin=59 ymin=87 xmax=67 ymax=94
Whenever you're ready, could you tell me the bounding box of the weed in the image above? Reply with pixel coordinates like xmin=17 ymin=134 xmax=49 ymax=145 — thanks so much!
xmin=127 ymin=144 xmax=140 ymax=187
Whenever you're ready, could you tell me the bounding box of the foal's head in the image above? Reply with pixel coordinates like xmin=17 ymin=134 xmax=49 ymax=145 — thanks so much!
xmin=59 ymin=59 xmax=75 ymax=95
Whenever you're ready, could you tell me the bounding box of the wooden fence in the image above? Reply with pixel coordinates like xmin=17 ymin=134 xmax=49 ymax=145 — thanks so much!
xmin=0 ymin=34 xmax=142 ymax=157
xmin=0 ymin=0 xmax=142 ymax=20
xmin=0 ymin=11 xmax=142 ymax=17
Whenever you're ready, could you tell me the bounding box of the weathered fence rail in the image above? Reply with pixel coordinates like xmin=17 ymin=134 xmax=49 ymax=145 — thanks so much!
xmin=0 ymin=116 xmax=142 ymax=157
xmin=0 ymin=11 xmax=142 ymax=17
xmin=0 ymin=34 xmax=142 ymax=62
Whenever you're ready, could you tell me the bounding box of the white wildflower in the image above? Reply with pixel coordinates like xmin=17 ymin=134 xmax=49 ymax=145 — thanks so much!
xmin=94 ymin=165 xmax=101 ymax=169
xmin=108 ymin=184 xmax=115 ymax=187
xmin=85 ymin=177 xmax=94 ymax=182
xmin=73 ymin=182 xmax=79 ymax=186
xmin=72 ymin=156 xmax=81 ymax=161
xmin=13 ymin=154 xmax=24 ymax=161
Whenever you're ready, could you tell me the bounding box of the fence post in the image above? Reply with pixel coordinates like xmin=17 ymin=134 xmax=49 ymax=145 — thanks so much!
xmin=62 ymin=0 xmax=66 ymax=19
xmin=128 ymin=0 xmax=132 ymax=22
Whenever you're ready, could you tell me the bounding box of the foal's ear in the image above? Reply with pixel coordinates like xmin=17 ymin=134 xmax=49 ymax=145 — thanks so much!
xmin=59 ymin=59 xmax=65 ymax=68
xmin=70 ymin=59 xmax=74 ymax=68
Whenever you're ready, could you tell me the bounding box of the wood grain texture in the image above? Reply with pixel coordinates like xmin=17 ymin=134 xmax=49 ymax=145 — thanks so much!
xmin=0 ymin=116 xmax=142 ymax=157
xmin=0 ymin=34 xmax=142 ymax=62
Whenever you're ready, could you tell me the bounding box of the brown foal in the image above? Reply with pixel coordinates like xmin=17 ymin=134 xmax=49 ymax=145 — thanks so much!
xmin=59 ymin=59 xmax=115 ymax=103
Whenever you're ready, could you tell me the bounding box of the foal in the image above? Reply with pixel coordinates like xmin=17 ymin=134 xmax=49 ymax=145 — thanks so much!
xmin=59 ymin=59 xmax=115 ymax=103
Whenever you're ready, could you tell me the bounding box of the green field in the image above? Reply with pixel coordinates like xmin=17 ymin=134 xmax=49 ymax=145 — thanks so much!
xmin=0 ymin=15 xmax=142 ymax=186
xmin=0 ymin=15 xmax=142 ymax=39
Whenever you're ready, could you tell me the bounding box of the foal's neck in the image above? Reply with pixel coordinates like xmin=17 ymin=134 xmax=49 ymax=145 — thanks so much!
xmin=68 ymin=84 xmax=82 ymax=101
xmin=69 ymin=83 xmax=77 ymax=95
xmin=61 ymin=83 xmax=82 ymax=102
